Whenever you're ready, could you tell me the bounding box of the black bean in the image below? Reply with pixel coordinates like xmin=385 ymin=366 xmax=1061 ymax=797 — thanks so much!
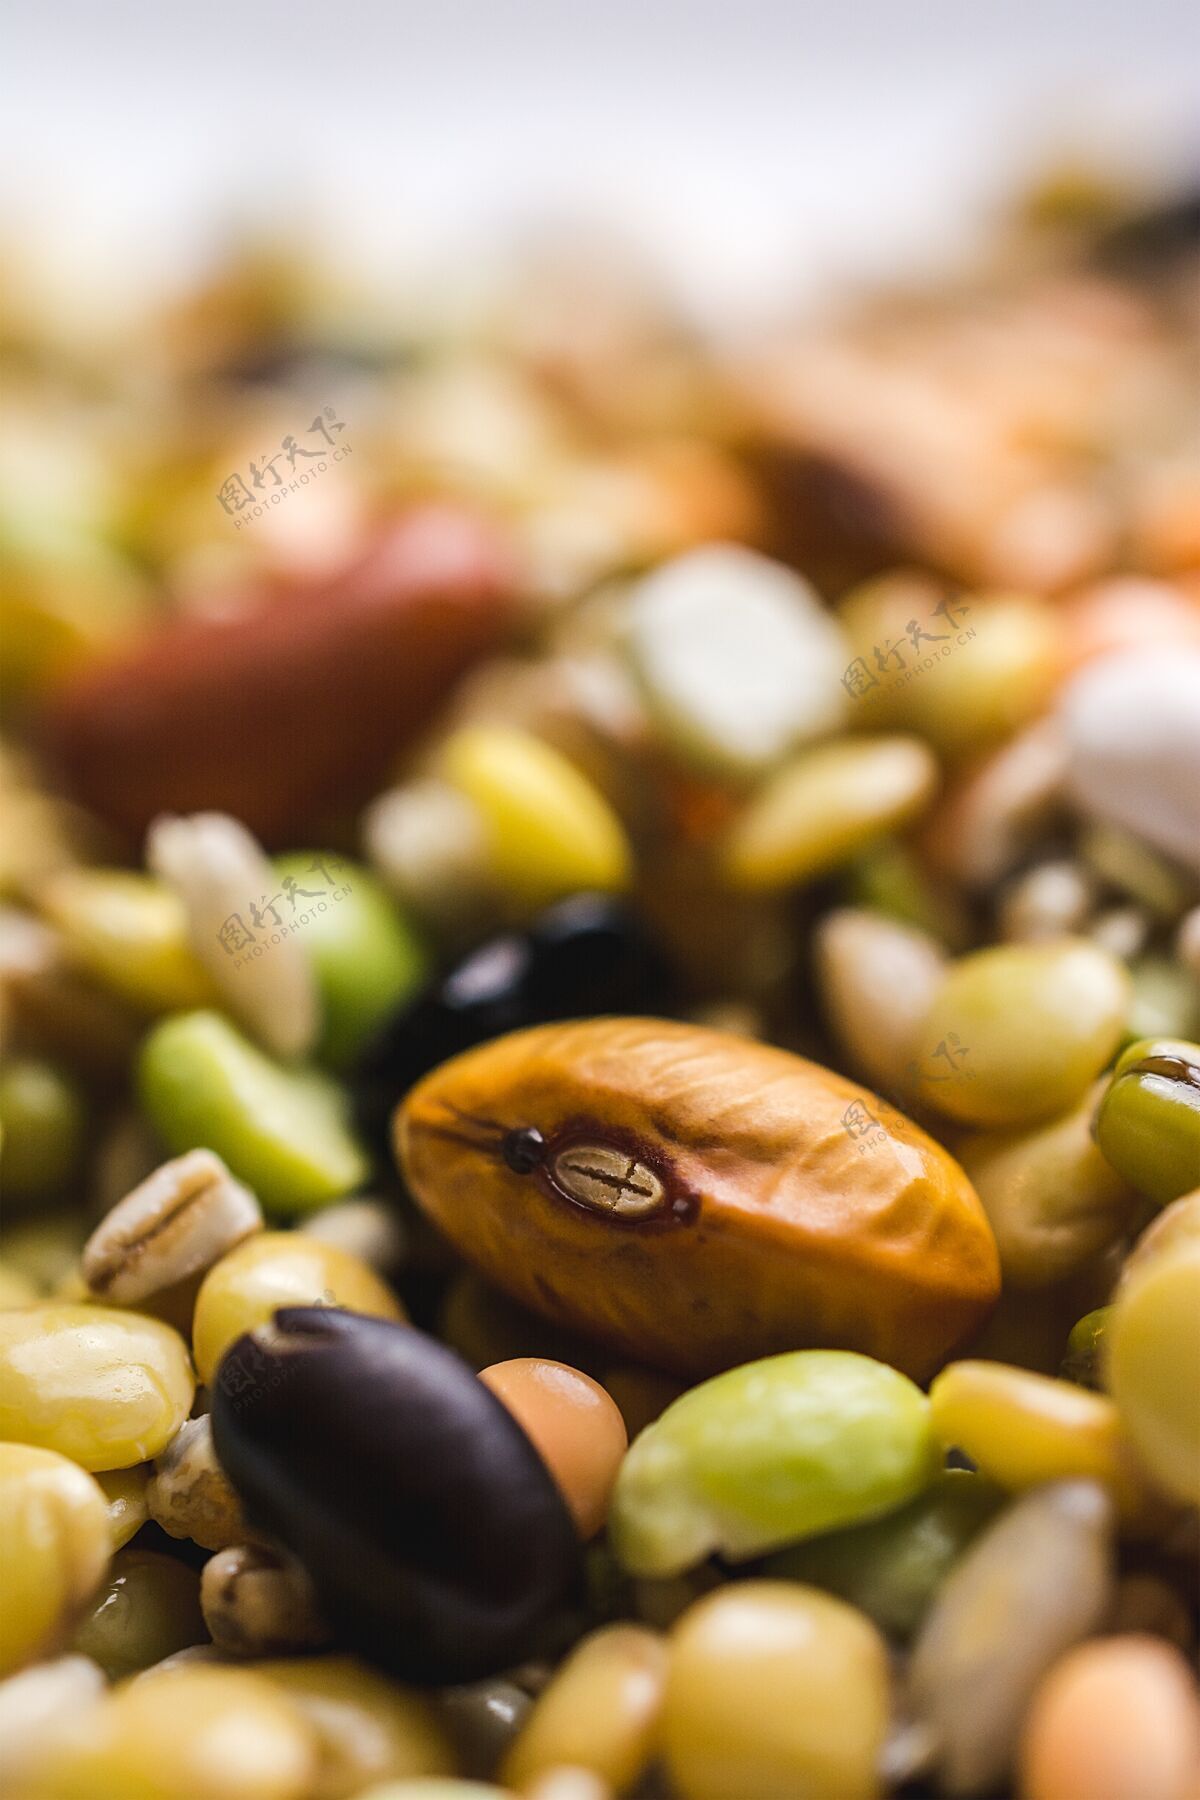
xmin=351 ymin=894 xmax=672 ymax=1153
xmin=210 ymin=1306 xmax=582 ymax=1683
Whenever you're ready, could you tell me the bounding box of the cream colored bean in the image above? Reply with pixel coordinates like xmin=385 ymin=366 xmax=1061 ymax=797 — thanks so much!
xmin=998 ymin=861 xmax=1096 ymax=943
xmin=147 ymin=1416 xmax=250 ymax=1552
xmin=82 ymin=1149 xmax=262 ymax=1304
xmin=148 ymin=811 xmax=318 ymax=1060
xmin=1019 ymin=1635 xmax=1200 ymax=1800
xmin=815 ymin=907 xmax=947 ymax=1099
xmin=907 ymin=1482 xmax=1115 ymax=1797
xmin=957 ymin=1082 xmax=1138 ymax=1289
xmin=363 ymin=777 xmax=495 ymax=936
xmin=0 ymin=1655 xmax=106 ymax=1791
xmin=201 ymin=1543 xmax=330 ymax=1657
xmin=921 ymin=718 xmax=1068 ymax=890
xmin=479 ymin=1360 xmax=628 ymax=1539
xmin=662 ymin=1581 xmax=889 ymax=1800
xmin=0 ymin=1303 xmax=195 ymax=1470
xmin=501 ymin=1625 xmax=667 ymax=1795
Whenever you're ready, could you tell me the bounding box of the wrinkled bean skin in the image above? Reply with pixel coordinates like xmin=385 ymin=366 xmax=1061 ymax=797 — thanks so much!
xmin=354 ymin=895 xmax=671 ymax=1155
xmin=211 ymin=1308 xmax=582 ymax=1685
xmin=398 ymin=1018 xmax=1000 ymax=1381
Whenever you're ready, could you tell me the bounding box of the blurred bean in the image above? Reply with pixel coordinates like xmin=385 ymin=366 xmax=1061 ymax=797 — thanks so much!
xmin=1125 ymin=955 xmax=1200 ymax=1042
xmin=929 ymin=1361 xmax=1143 ymax=1514
xmin=1088 ymin=904 xmax=1151 ymax=963
xmin=1019 ymin=1635 xmax=1200 ymax=1800
xmin=0 ymin=1260 xmax=39 ymax=1307
xmin=662 ymin=1581 xmax=889 ymax=1800
xmin=1094 ymin=1037 xmax=1200 ymax=1207
xmin=73 ymin=1547 xmax=205 ymax=1680
xmin=814 ymin=907 xmax=947 ymax=1100
xmin=957 ymin=1081 xmax=1137 ymax=1288
xmin=364 ymin=777 xmax=496 ymax=940
xmin=137 ymin=1009 xmax=369 ymax=1217
xmin=441 ymin=725 xmax=632 ymax=908
xmin=37 ymin=869 xmax=216 ymax=1014
xmin=33 ymin=1662 xmax=319 ymax=1800
xmin=0 ymin=1302 xmax=194 ymax=1469
xmin=1060 ymin=1307 xmax=1111 ymax=1391
xmin=907 ymin=1481 xmax=1115 ymax=1796
xmin=997 ymin=860 xmax=1095 ymax=943
xmin=844 ymin=838 xmax=969 ymax=946
xmin=1107 ymin=1239 xmax=1200 ymax=1506
xmin=0 ymin=1208 xmax=87 ymax=1293
xmin=480 ymin=1360 xmax=628 ymax=1540
xmin=501 ymin=1624 xmax=667 ymax=1795
xmin=919 ymin=717 xmax=1067 ymax=890
xmin=610 ymin=1350 xmax=939 ymax=1578
xmin=0 ymin=1055 xmax=84 ymax=1202
xmin=914 ymin=939 xmax=1129 ymax=1127
xmin=1118 ymin=1187 xmax=1200 ymax=1288
xmin=437 ymin=1680 xmax=532 ymax=1781
xmin=623 ymin=544 xmax=848 ymax=777
xmin=1178 ymin=906 xmax=1200 ymax=981
xmin=252 ymin=1657 xmax=457 ymax=1800
xmin=723 ymin=735 xmax=939 ymax=891
xmin=763 ymin=1468 xmax=1004 ymax=1641
xmin=0 ymin=1443 xmax=111 ymax=1677
xmin=0 ymin=1655 xmax=105 ymax=1792
xmin=300 ymin=1197 xmax=407 ymax=1275
xmin=191 ymin=1229 xmax=404 ymax=1386
xmin=440 ymin=1271 xmax=599 ymax=1375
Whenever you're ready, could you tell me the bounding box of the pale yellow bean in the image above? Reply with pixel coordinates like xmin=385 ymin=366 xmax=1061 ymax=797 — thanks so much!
xmin=501 ymin=1625 xmax=666 ymax=1794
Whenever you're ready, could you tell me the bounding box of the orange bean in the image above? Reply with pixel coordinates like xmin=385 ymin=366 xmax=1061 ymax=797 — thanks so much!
xmin=1020 ymin=1635 xmax=1200 ymax=1800
xmin=480 ymin=1359 xmax=628 ymax=1539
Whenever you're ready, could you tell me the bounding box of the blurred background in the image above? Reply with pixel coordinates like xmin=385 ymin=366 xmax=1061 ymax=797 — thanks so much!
xmin=5 ymin=0 xmax=1199 ymax=325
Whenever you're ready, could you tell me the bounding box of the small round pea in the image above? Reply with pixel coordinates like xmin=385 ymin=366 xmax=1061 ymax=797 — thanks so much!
xmin=1093 ymin=1036 xmax=1200 ymax=1206
xmin=914 ymin=939 xmax=1130 ymax=1126
xmin=192 ymin=1231 xmax=406 ymax=1387
xmin=251 ymin=1657 xmax=457 ymax=1799
xmin=0 ymin=1443 xmax=111 ymax=1678
xmin=73 ymin=1547 xmax=205 ymax=1680
xmin=479 ymin=1360 xmax=628 ymax=1540
xmin=928 ymin=1361 xmax=1144 ymax=1516
xmin=1019 ymin=1635 xmax=1200 ymax=1800
xmin=0 ymin=1303 xmax=194 ymax=1470
xmin=0 ymin=1055 xmax=84 ymax=1201
xmin=1107 ymin=1239 xmax=1200 ymax=1506
xmin=661 ymin=1581 xmax=890 ymax=1800
xmin=36 ymin=1663 xmax=320 ymax=1800
xmin=501 ymin=1624 xmax=667 ymax=1794
xmin=610 ymin=1349 xmax=939 ymax=1578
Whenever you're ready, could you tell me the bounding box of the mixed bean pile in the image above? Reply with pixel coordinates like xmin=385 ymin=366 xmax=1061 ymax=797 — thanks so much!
xmin=1 ymin=186 xmax=1199 ymax=1800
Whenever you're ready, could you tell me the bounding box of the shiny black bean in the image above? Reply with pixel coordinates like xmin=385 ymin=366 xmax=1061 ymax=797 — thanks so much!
xmin=210 ymin=1306 xmax=582 ymax=1683
xmin=351 ymin=894 xmax=671 ymax=1152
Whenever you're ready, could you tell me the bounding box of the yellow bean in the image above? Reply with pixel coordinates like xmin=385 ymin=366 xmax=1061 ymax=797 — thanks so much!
xmin=95 ymin=1464 xmax=149 ymax=1549
xmin=661 ymin=1582 xmax=888 ymax=1800
xmin=1107 ymin=1241 xmax=1200 ymax=1507
xmin=0 ymin=1303 xmax=194 ymax=1470
xmin=442 ymin=725 xmax=631 ymax=907
xmin=192 ymin=1232 xmax=405 ymax=1387
xmin=929 ymin=1361 xmax=1145 ymax=1515
xmin=501 ymin=1625 xmax=667 ymax=1794
xmin=29 ymin=1664 xmax=319 ymax=1800
xmin=37 ymin=870 xmax=217 ymax=1015
xmin=0 ymin=1443 xmax=111 ymax=1678
xmin=250 ymin=1657 xmax=456 ymax=1800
